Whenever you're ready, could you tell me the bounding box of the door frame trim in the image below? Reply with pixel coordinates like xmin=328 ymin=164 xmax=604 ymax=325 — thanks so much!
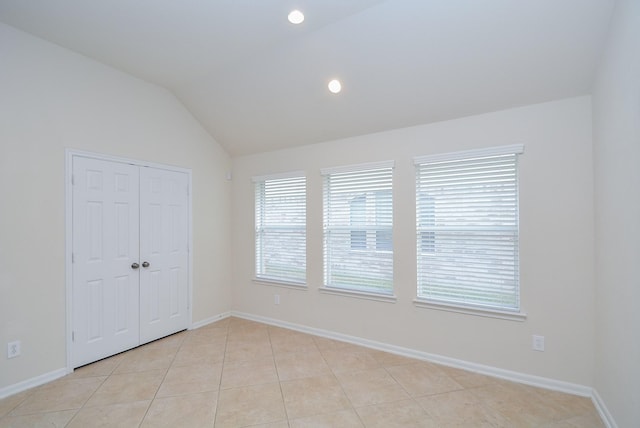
xmin=65 ymin=149 xmax=193 ymax=373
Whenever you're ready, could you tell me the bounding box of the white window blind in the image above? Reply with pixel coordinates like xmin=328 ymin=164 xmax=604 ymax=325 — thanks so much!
xmin=322 ymin=162 xmax=394 ymax=295
xmin=415 ymin=145 xmax=523 ymax=311
xmin=254 ymin=174 xmax=306 ymax=284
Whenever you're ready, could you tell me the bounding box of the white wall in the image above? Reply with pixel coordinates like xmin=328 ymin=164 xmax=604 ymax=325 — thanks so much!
xmin=0 ymin=23 xmax=232 ymax=390
xmin=592 ymin=0 xmax=640 ymax=426
xmin=232 ymin=96 xmax=595 ymax=386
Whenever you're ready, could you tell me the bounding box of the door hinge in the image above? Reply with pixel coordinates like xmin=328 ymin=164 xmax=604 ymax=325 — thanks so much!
xmin=72 ymin=331 xmax=75 ymax=342
xmin=71 ymin=174 xmax=75 ymax=185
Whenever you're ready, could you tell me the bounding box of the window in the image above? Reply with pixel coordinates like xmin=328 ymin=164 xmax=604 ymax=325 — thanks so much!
xmin=254 ymin=173 xmax=306 ymax=284
xmin=415 ymin=145 xmax=523 ymax=312
xmin=322 ymin=162 xmax=394 ymax=295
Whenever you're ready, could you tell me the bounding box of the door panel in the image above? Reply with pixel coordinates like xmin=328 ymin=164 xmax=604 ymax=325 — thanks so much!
xmin=139 ymin=167 xmax=189 ymax=344
xmin=72 ymin=157 xmax=140 ymax=368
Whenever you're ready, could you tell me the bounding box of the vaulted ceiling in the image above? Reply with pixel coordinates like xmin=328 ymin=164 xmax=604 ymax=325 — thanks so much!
xmin=0 ymin=0 xmax=614 ymax=155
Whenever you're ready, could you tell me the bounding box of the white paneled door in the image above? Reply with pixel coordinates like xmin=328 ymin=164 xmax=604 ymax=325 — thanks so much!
xmin=71 ymin=156 xmax=189 ymax=368
xmin=139 ymin=166 xmax=189 ymax=344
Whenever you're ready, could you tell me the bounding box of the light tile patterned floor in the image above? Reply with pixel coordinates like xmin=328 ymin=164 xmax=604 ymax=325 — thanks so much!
xmin=0 ymin=317 xmax=605 ymax=427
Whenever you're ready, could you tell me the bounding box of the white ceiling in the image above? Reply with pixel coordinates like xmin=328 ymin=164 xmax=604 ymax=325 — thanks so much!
xmin=0 ymin=0 xmax=614 ymax=155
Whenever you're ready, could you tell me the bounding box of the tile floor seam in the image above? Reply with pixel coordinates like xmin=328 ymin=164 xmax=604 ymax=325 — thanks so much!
xmin=66 ymin=339 xmax=128 ymax=414
xmin=62 ymin=409 xmax=80 ymax=427
xmin=53 ymin=373 xmax=112 ymax=427
xmin=331 ymin=370 xmax=358 ymax=416
xmin=211 ymin=321 xmax=230 ymax=427
xmin=137 ymin=353 xmax=176 ymax=426
xmin=382 ymin=365 xmax=414 ymax=401
xmin=268 ymin=327 xmax=292 ymax=426
xmin=1 ymin=390 xmax=33 ymax=418
xmin=316 ymin=337 xmax=361 ymax=424
xmin=0 ymin=393 xmax=32 ymax=419
xmin=10 ymin=382 xmax=71 ymax=425
xmin=425 ymin=380 xmax=507 ymax=425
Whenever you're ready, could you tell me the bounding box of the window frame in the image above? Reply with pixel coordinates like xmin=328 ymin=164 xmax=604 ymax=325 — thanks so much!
xmin=321 ymin=161 xmax=395 ymax=299
xmin=253 ymin=171 xmax=307 ymax=287
xmin=413 ymin=145 xmax=526 ymax=320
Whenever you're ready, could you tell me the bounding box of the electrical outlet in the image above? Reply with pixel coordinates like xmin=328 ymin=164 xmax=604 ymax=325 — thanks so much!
xmin=532 ymin=335 xmax=545 ymax=352
xmin=274 ymin=294 xmax=280 ymax=305
xmin=7 ymin=341 xmax=21 ymax=359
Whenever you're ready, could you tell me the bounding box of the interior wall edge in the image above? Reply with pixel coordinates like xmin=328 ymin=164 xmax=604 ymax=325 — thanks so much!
xmin=591 ymin=389 xmax=619 ymax=428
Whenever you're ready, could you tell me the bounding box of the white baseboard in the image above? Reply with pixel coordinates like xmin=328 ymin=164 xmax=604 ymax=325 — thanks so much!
xmin=0 ymin=368 xmax=68 ymax=400
xmin=190 ymin=311 xmax=231 ymax=330
xmin=231 ymin=311 xmax=592 ymax=398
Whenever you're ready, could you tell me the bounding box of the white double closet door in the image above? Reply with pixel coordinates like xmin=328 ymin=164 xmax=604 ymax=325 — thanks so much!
xmin=71 ymin=156 xmax=189 ymax=368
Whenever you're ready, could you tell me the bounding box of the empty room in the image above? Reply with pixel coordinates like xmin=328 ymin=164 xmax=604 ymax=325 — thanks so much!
xmin=0 ymin=0 xmax=638 ymax=427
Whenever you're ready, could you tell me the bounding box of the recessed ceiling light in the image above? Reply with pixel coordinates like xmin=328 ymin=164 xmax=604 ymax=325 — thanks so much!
xmin=328 ymin=79 xmax=342 ymax=94
xmin=288 ymin=10 xmax=304 ymax=24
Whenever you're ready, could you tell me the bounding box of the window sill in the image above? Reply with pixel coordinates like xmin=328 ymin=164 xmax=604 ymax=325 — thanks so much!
xmin=413 ymin=299 xmax=527 ymax=322
xmin=253 ymin=278 xmax=307 ymax=290
xmin=319 ymin=287 xmax=397 ymax=303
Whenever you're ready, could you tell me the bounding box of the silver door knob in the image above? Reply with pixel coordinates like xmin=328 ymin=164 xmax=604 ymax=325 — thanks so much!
xmin=131 ymin=262 xmax=140 ymax=269
xmin=142 ymin=261 xmax=150 ymax=268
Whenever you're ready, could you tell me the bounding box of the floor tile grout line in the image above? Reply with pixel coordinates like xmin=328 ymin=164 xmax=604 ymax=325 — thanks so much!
xmin=1 ymin=388 xmax=37 ymax=419
xmin=212 ymin=319 xmax=231 ymax=427
xmin=267 ymin=325 xmax=292 ymax=426
xmin=3 ymin=407 xmax=81 ymax=426
xmin=135 ymin=334 xmax=184 ymax=428
xmin=59 ymin=360 xmax=120 ymax=428
xmin=313 ymin=334 xmax=366 ymax=426
xmin=331 ymin=369 xmax=367 ymax=427
xmin=7 ymin=376 xmax=108 ymax=421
